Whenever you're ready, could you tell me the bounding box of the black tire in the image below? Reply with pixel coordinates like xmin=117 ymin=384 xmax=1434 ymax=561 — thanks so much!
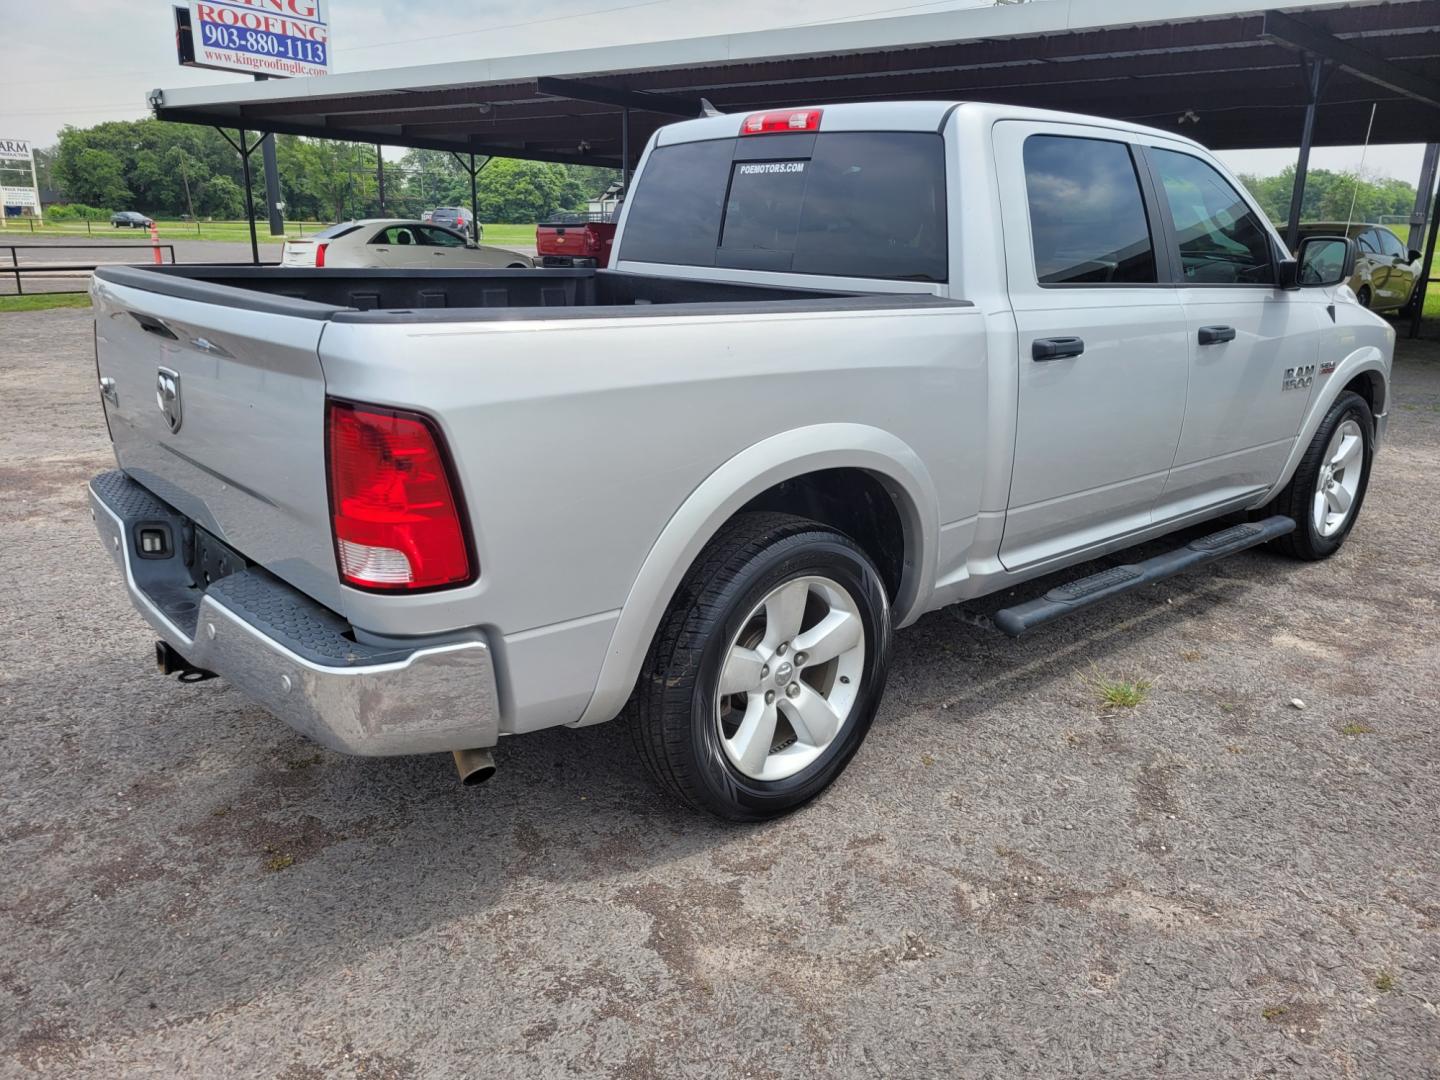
xmin=1357 ymin=285 xmax=1373 ymax=309
xmin=627 ymin=512 xmax=892 ymax=821
xmin=1270 ymin=390 xmax=1374 ymax=560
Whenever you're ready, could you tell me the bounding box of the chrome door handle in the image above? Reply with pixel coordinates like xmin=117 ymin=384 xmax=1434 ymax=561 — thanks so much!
xmin=1198 ymin=325 xmax=1236 ymax=345
xmin=1032 ymin=336 xmax=1085 ymax=361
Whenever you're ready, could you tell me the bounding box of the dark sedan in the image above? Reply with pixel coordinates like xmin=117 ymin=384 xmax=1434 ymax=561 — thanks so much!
xmin=110 ymin=211 xmax=154 ymax=228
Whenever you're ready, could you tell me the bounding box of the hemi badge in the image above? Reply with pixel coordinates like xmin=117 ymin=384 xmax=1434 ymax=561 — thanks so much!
xmin=1320 ymin=360 xmax=1337 ymax=376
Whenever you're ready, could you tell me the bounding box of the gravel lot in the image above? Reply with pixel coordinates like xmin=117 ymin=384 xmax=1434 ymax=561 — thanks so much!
xmin=2 ymin=307 xmax=1438 ymax=1079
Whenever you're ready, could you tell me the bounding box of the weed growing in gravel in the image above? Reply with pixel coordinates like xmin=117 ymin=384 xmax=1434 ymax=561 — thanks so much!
xmin=1083 ymin=667 xmax=1153 ymax=710
xmin=1374 ymin=972 xmax=1396 ymax=992
xmin=263 ymin=845 xmax=295 ymax=872
xmin=1262 ymin=1005 xmax=1289 ymax=1021
xmin=1341 ymin=722 xmax=1374 ymax=736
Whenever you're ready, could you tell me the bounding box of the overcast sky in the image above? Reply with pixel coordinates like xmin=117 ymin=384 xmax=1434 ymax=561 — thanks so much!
xmin=0 ymin=0 xmax=1426 ymax=183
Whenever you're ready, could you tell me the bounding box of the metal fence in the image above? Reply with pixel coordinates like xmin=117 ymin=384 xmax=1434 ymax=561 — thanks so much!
xmin=3 ymin=243 xmax=177 ymax=296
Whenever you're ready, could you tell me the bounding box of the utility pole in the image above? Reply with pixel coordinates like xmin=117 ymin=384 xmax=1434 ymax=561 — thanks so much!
xmin=376 ymin=144 xmax=385 ymax=215
xmin=179 ymin=155 xmax=197 ymax=225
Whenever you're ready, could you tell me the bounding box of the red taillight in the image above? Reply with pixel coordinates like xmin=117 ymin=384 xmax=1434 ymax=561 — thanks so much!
xmin=326 ymin=400 xmax=474 ymax=592
xmin=740 ymin=108 xmax=822 ymax=135
xmin=314 ymin=241 xmax=328 ymax=268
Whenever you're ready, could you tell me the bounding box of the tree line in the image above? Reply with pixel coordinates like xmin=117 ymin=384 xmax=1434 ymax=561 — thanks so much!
xmin=1237 ymin=165 xmax=1418 ymax=227
xmin=45 ymin=118 xmax=618 ymax=223
xmin=41 ymin=117 xmax=1421 ymax=229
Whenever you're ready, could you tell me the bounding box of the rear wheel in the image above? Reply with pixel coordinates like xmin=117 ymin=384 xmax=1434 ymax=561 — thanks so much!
xmin=1270 ymin=390 xmax=1374 ymax=560
xmin=627 ymin=512 xmax=892 ymax=821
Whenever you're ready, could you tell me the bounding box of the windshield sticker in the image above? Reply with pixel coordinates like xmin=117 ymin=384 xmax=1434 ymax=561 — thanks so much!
xmin=737 ymin=162 xmax=806 ymax=175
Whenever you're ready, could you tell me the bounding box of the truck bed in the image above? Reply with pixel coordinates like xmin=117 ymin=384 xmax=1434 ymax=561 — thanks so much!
xmin=93 ymin=264 xmax=947 ymax=322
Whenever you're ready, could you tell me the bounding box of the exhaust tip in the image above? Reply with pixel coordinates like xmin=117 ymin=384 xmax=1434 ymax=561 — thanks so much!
xmin=452 ymin=747 xmax=497 ymax=786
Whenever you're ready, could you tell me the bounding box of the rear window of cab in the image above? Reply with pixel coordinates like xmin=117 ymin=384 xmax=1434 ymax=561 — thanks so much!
xmin=619 ymin=131 xmax=948 ymax=283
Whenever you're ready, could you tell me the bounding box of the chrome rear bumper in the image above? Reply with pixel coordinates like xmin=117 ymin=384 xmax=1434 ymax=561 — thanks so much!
xmin=89 ymin=470 xmax=499 ymax=756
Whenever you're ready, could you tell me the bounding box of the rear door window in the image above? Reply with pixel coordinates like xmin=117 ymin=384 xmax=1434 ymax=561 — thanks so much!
xmin=1022 ymin=135 xmax=1158 ymax=285
xmin=620 ymin=132 xmax=948 ymax=282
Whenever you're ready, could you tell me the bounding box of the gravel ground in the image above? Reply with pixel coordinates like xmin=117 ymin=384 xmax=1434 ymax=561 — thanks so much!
xmin=2 ymin=308 xmax=1438 ymax=1079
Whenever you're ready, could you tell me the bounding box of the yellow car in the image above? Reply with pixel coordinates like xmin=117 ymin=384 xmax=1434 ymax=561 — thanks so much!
xmin=1295 ymin=222 xmax=1422 ymax=313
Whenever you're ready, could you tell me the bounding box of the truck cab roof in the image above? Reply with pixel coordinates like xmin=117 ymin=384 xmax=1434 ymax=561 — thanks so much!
xmin=655 ymin=100 xmax=1209 ymax=149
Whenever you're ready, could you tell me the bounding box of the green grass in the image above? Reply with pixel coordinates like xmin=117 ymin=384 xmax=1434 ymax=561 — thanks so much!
xmin=0 ymin=293 xmax=90 ymax=312
xmin=1083 ymin=667 xmax=1153 ymax=710
xmin=1373 ymin=971 xmax=1395 ymax=992
xmin=479 ymin=223 xmax=540 ymax=246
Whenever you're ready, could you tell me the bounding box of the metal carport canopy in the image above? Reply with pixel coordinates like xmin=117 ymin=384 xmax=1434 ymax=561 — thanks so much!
xmin=149 ymin=0 xmax=1440 ymax=165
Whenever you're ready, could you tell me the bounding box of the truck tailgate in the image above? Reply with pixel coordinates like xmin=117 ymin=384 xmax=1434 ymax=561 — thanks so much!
xmin=91 ymin=274 xmax=343 ymax=613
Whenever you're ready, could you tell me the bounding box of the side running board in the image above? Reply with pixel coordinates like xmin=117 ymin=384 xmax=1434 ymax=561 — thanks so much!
xmin=992 ymin=515 xmax=1296 ymax=638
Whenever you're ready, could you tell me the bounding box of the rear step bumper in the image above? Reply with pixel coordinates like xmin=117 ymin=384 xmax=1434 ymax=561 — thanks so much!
xmin=992 ymin=516 xmax=1297 ymax=638
xmin=89 ymin=469 xmax=500 ymax=756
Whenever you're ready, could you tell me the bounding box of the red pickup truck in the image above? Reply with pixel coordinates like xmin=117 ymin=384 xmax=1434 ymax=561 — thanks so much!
xmin=535 ymin=216 xmax=617 ymax=268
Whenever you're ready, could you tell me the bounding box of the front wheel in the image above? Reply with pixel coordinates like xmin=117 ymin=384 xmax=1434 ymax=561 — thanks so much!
xmin=627 ymin=512 xmax=892 ymax=821
xmin=1270 ymin=390 xmax=1374 ymax=560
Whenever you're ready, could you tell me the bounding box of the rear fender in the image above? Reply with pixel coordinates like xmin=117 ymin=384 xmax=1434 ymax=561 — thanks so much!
xmin=574 ymin=423 xmax=939 ymax=727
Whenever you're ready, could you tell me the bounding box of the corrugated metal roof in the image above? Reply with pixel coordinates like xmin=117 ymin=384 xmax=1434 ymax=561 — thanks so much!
xmin=152 ymin=0 xmax=1440 ymax=160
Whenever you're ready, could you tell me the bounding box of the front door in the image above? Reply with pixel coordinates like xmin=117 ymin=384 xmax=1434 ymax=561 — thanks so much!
xmin=994 ymin=122 xmax=1189 ymax=571
xmin=1139 ymin=142 xmax=1326 ymax=519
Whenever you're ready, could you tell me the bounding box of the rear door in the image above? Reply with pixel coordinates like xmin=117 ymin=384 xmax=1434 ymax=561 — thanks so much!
xmin=994 ymin=122 xmax=1189 ymax=570
xmin=364 ymin=224 xmax=420 ymax=267
xmin=91 ymin=273 xmax=343 ymax=611
xmin=1139 ymin=142 xmax=1325 ymax=518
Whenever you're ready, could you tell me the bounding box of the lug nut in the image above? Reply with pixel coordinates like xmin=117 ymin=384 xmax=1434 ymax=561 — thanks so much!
xmin=787 ymin=683 xmax=800 ymax=698
xmin=776 ymin=643 xmax=788 ymax=656
xmin=765 ymin=690 xmax=775 ymax=704
xmin=761 ymin=664 xmax=770 ymax=678
xmin=794 ymin=652 xmax=807 ymax=665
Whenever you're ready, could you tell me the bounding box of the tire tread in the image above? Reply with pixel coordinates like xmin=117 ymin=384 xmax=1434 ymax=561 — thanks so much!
xmin=625 ymin=512 xmax=866 ymax=818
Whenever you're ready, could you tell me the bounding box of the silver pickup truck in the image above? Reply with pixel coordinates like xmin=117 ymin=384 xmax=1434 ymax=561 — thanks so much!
xmin=89 ymin=102 xmax=1393 ymax=820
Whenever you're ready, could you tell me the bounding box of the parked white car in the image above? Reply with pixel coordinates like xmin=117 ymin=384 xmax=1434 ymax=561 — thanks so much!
xmin=280 ymin=219 xmax=532 ymax=269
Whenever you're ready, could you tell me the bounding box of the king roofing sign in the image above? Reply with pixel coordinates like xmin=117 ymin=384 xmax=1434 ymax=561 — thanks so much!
xmin=186 ymin=0 xmax=329 ymax=78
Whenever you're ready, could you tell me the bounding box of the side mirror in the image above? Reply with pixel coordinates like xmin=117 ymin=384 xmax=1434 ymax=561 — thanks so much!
xmin=1409 ymin=248 xmax=1423 ymax=263
xmin=1295 ymin=235 xmax=1357 ymax=288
